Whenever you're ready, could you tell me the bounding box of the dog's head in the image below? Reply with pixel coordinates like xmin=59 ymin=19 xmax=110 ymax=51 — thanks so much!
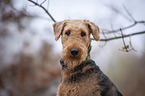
xmin=53 ymin=20 xmax=100 ymax=68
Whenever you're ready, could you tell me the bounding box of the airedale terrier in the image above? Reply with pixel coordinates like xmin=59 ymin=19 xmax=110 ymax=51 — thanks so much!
xmin=53 ymin=20 xmax=122 ymax=96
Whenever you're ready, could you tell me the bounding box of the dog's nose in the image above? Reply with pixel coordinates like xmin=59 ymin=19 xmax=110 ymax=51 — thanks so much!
xmin=70 ymin=48 xmax=79 ymax=56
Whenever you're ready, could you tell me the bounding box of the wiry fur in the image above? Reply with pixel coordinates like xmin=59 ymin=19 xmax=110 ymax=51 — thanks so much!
xmin=53 ymin=19 xmax=122 ymax=96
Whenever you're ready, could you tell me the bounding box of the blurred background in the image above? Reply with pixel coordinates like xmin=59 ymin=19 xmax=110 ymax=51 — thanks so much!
xmin=0 ymin=0 xmax=145 ymax=96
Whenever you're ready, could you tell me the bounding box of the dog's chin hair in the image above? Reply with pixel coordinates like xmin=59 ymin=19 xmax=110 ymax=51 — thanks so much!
xmin=63 ymin=57 xmax=85 ymax=69
xmin=61 ymin=47 xmax=88 ymax=69
xmin=61 ymin=51 xmax=87 ymax=70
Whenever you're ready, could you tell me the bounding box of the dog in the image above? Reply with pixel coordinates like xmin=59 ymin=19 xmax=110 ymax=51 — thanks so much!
xmin=53 ymin=19 xmax=122 ymax=96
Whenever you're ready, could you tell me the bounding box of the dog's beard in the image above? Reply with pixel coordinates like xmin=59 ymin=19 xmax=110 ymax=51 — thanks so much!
xmin=61 ymin=43 xmax=88 ymax=69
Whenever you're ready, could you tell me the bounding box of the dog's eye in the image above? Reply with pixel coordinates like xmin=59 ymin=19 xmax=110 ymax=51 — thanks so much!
xmin=65 ymin=31 xmax=70 ymax=36
xmin=81 ymin=32 xmax=86 ymax=37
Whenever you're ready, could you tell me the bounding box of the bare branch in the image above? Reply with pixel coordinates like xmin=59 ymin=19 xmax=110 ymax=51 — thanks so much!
xmin=99 ymin=31 xmax=107 ymax=47
xmin=104 ymin=4 xmax=144 ymax=34
xmin=40 ymin=0 xmax=46 ymax=5
xmin=122 ymin=4 xmax=136 ymax=22
xmin=91 ymin=30 xmax=145 ymax=41
xmin=120 ymin=29 xmax=128 ymax=52
xmin=105 ymin=4 xmax=131 ymax=22
xmin=104 ymin=20 xmax=145 ymax=34
xmin=28 ymin=0 xmax=56 ymax=22
xmin=129 ymin=37 xmax=137 ymax=52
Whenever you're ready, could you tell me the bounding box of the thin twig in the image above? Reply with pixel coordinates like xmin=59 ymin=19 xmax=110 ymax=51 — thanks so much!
xmin=110 ymin=23 xmax=117 ymax=37
xmin=91 ymin=30 xmax=145 ymax=41
xmin=40 ymin=0 xmax=46 ymax=5
xmin=28 ymin=0 xmax=56 ymax=22
xmin=123 ymin=4 xmax=136 ymax=22
xmin=129 ymin=36 xmax=137 ymax=52
xmin=47 ymin=0 xmax=50 ymax=11
xmin=105 ymin=4 xmax=131 ymax=22
xmin=104 ymin=4 xmax=144 ymax=34
xmin=104 ymin=21 xmax=145 ymax=34
xmin=99 ymin=31 xmax=107 ymax=47
xmin=120 ymin=29 xmax=128 ymax=52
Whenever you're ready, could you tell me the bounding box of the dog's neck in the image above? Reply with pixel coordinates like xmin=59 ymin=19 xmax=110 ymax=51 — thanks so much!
xmin=60 ymin=56 xmax=91 ymax=82
xmin=60 ymin=59 xmax=98 ymax=83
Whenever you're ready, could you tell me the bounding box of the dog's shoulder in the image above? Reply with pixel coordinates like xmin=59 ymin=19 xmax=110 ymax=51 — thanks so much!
xmin=81 ymin=59 xmax=123 ymax=96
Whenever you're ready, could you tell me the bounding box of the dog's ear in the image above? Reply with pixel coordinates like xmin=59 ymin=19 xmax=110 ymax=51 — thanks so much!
xmin=53 ymin=21 xmax=66 ymax=41
xmin=85 ymin=20 xmax=100 ymax=41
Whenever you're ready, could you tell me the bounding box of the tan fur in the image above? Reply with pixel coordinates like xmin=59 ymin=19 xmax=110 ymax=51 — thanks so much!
xmin=57 ymin=73 xmax=101 ymax=96
xmin=53 ymin=20 xmax=100 ymax=96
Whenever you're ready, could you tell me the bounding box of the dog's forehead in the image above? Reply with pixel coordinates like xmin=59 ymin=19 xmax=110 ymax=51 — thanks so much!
xmin=65 ymin=20 xmax=87 ymax=29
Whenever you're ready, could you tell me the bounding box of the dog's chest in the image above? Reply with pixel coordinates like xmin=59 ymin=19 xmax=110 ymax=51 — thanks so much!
xmin=57 ymin=74 xmax=101 ymax=96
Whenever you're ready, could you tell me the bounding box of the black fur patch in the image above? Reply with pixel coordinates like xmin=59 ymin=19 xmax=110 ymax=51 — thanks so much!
xmin=98 ymin=71 xmax=123 ymax=96
xmin=68 ymin=59 xmax=100 ymax=82
xmin=60 ymin=59 xmax=67 ymax=70
xmin=70 ymin=59 xmax=97 ymax=73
